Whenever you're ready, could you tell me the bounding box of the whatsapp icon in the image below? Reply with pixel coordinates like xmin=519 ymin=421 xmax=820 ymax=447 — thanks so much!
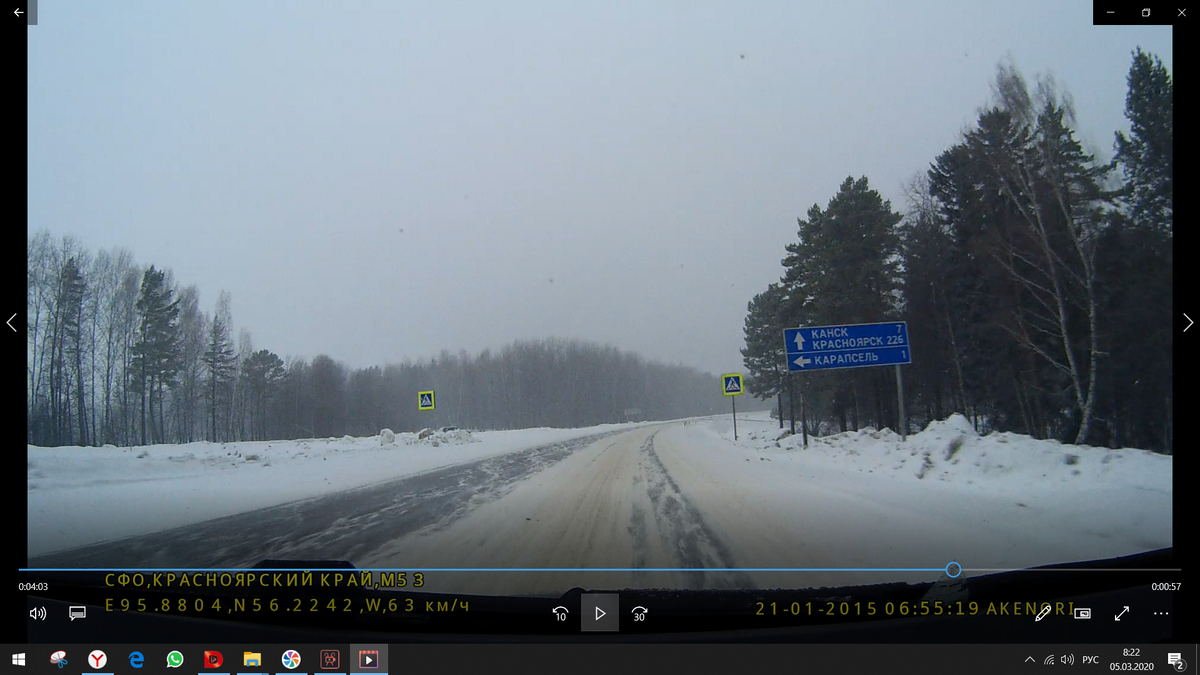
xmin=166 ymin=651 xmax=184 ymax=668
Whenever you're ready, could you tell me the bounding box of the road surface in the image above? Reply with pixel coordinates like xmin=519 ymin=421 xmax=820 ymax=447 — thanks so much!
xmin=30 ymin=420 xmax=1152 ymax=595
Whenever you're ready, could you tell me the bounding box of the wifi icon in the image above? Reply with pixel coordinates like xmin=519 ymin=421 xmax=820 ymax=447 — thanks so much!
xmin=1045 ymin=655 xmax=1056 ymax=665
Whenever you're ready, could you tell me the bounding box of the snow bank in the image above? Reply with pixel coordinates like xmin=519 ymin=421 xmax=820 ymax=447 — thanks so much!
xmin=705 ymin=412 xmax=1170 ymax=494
xmin=402 ymin=428 xmax=479 ymax=447
xmin=700 ymin=408 xmax=1171 ymax=506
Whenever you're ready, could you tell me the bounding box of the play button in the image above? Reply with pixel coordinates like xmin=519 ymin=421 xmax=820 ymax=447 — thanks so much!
xmin=581 ymin=593 xmax=619 ymax=632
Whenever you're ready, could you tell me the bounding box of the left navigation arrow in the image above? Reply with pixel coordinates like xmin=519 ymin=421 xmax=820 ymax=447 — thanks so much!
xmin=15 ymin=8 xmax=24 ymax=16
xmin=7 ymin=313 xmax=15 ymax=332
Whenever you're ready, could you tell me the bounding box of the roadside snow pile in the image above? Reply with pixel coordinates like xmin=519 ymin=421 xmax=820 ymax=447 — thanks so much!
xmin=404 ymin=428 xmax=479 ymax=447
xmin=379 ymin=429 xmax=396 ymax=445
xmin=708 ymin=412 xmax=1170 ymax=492
xmin=741 ymin=427 xmax=795 ymax=444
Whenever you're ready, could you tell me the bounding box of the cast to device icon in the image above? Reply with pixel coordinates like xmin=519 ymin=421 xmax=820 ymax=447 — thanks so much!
xmin=1074 ymin=608 xmax=1091 ymax=619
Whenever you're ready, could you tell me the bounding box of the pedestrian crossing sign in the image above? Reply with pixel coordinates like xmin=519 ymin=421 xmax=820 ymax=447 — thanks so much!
xmin=722 ymin=373 xmax=743 ymax=396
xmin=418 ymin=390 xmax=435 ymax=410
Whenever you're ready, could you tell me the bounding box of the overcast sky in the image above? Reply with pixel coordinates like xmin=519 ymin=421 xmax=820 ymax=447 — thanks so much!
xmin=28 ymin=1 xmax=1171 ymax=376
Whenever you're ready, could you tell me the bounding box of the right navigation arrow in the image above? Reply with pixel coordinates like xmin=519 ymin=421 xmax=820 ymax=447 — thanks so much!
xmin=1186 ymin=313 xmax=1193 ymax=332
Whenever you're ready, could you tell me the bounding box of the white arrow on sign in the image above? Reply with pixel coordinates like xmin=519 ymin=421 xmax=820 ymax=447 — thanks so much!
xmin=792 ymin=355 xmax=810 ymax=369
xmin=792 ymin=331 xmax=805 ymax=351
xmin=595 ymin=606 xmax=606 ymax=621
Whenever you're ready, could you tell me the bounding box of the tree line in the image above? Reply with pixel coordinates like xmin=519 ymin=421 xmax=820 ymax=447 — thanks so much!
xmin=27 ymin=240 xmax=740 ymax=447
xmin=742 ymin=50 xmax=1171 ymax=452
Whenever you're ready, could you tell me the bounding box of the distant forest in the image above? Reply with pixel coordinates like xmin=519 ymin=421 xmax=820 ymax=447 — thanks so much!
xmin=25 ymin=247 xmax=749 ymax=447
xmin=742 ymin=52 xmax=1171 ymax=452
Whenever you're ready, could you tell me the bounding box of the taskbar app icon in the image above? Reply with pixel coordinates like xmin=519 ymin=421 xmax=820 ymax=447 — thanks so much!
xmin=204 ymin=651 xmax=223 ymax=668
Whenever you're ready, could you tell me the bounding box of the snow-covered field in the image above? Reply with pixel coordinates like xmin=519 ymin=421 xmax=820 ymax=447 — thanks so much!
xmin=27 ymin=422 xmax=645 ymax=558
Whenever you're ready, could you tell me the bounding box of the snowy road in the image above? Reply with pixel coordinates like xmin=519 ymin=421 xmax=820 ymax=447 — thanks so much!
xmin=28 ymin=416 xmax=1171 ymax=597
xmin=355 ymin=421 xmax=1033 ymax=594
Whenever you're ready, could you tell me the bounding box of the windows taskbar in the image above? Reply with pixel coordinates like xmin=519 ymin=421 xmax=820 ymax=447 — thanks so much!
xmin=4 ymin=644 xmax=1197 ymax=675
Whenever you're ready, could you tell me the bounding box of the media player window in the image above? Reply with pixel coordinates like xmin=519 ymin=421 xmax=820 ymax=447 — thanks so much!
xmin=12 ymin=0 xmax=1183 ymax=670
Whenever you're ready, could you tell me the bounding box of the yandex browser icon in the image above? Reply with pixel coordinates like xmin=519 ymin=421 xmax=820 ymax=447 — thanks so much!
xmin=203 ymin=652 xmax=223 ymax=668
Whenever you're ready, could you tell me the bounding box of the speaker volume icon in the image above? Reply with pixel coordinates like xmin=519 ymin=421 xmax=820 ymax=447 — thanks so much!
xmin=29 ymin=606 xmax=47 ymax=621
xmin=1062 ymin=654 xmax=1075 ymax=666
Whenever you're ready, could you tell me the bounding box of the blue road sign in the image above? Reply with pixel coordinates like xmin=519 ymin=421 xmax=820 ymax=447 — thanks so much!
xmin=722 ymin=373 xmax=744 ymax=396
xmin=784 ymin=321 xmax=911 ymax=372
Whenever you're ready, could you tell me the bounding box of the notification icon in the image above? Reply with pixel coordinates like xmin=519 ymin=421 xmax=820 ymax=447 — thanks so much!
xmin=319 ymin=651 xmax=339 ymax=670
xmin=203 ymin=652 xmax=223 ymax=668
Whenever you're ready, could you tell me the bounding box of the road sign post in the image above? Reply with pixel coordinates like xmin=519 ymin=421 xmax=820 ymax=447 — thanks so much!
xmin=722 ymin=374 xmax=744 ymax=440
xmin=787 ymin=373 xmax=795 ymax=435
xmin=783 ymin=321 xmax=912 ymax=440
xmin=800 ymin=378 xmax=808 ymax=447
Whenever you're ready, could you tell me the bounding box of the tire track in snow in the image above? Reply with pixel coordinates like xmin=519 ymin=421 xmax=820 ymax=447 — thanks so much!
xmin=636 ymin=432 xmax=754 ymax=588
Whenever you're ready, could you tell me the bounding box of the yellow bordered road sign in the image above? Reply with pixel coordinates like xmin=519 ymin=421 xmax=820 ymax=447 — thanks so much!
xmin=418 ymin=390 xmax=435 ymax=410
xmin=722 ymin=373 xmax=743 ymax=396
